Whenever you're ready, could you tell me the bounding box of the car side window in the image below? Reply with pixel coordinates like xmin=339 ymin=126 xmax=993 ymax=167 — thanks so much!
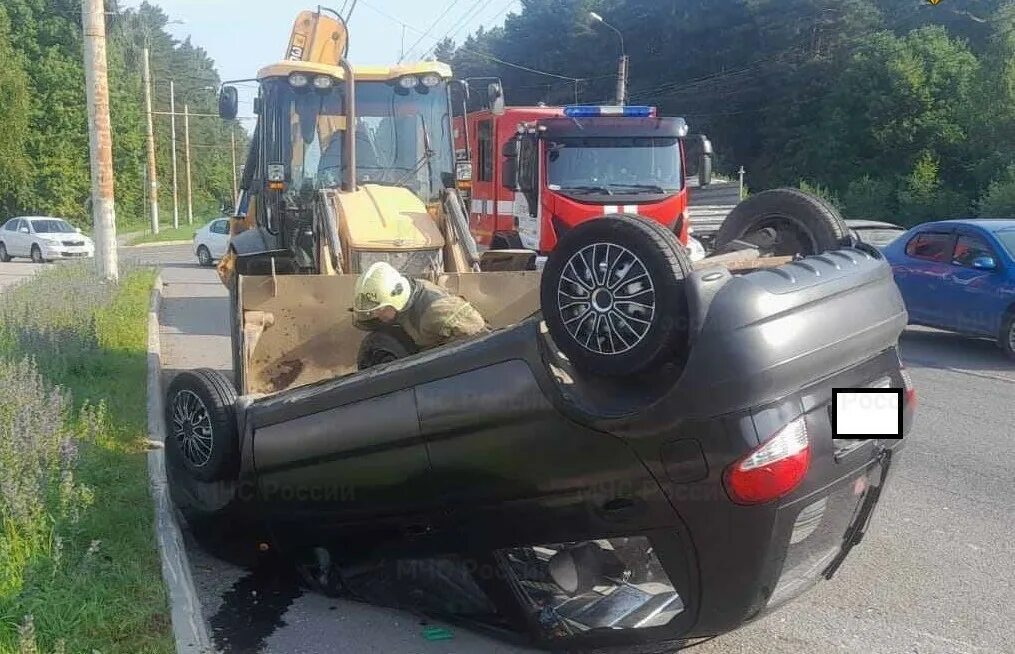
xmin=952 ymin=234 xmax=995 ymax=268
xmin=904 ymin=232 xmax=953 ymax=263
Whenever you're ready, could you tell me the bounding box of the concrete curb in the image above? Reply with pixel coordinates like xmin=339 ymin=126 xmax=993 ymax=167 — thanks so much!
xmin=145 ymin=273 xmax=216 ymax=654
xmin=130 ymin=239 xmax=194 ymax=248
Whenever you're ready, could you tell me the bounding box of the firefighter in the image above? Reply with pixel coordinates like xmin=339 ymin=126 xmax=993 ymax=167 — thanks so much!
xmin=352 ymin=261 xmax=488 ymax=350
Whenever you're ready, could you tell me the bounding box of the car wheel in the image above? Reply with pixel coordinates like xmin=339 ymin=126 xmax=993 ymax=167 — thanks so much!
xmin=357 ymin=328 xmax=419 ymax=370
xmin=541 ymin=213 xmax=692 ymax=377
xmin=197 ymin=245 xmax=213 ymax=267
xmin=165 ymin=368 xmax=238 ymax=482
xmin=999 ymin=312 xmax=1015 ymax=360
xmin=30 ymin=245 xmax=46 ymax=264
xmin=0 ymin=242 xmax=10 ymax=262
xmin=714 ymin=188 xmax=850 ymax=257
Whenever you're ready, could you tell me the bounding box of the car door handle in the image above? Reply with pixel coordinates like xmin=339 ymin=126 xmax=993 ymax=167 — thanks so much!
xmin=598 ymin=497 xmax=645 ymax=519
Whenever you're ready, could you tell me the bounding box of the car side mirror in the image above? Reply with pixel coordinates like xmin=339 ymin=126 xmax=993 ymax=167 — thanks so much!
xmin=218 ymin=86 xmax=239 ymax=120
xmin=971 ymin=256 xmax=996 ymax=271
xmin=75 ymin=227 xmax=83 ymax=234
xmin=19 ymin=227 xmax=29 ymax=234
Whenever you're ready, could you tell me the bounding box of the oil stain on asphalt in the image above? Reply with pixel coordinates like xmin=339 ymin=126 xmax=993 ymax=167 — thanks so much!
xmin=209 ymin=558 xmax=304 ymax=653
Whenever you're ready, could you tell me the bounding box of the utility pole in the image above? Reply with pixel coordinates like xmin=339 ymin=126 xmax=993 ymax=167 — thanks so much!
xmin=169 ymin=80 xmax=180 ymax=229
xmin=184 ymin=104 xmax=193 ymax=224
xmin=590 ymin=12 xmax=627 ymax=106
xmin=616 ymin=55 xmax=628 ymax=106
xmin=81 ymin=0 xmax=118 ymax=281
xmin=142 ymin=47 xmax=159 ymax=235
xmin=230 ymin=130 xmax=239 ymax=207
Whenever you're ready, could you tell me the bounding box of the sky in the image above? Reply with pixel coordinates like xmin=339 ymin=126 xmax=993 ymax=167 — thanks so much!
xmin=122 ymin=0 xmax=519 ymax=85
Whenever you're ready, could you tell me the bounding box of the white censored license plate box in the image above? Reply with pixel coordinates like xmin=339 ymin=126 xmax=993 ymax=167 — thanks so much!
xmin=832 ymin=388 xmax=903 ymax=439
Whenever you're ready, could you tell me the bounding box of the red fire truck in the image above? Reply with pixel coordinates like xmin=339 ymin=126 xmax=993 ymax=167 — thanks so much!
xmin=455 ymin=104 xmax=712 ymax=258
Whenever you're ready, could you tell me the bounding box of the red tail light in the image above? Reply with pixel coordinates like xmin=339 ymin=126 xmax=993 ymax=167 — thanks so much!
xmin=901 ymin=366 xmax=916 ymax=407
xmin=724 ymin=417 xmax=810 ymax=505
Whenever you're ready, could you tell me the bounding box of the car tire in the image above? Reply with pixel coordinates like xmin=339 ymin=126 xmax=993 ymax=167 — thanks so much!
xmin=197 ymin=245 xmax=213 ymax=267
xmin=30 ymin=245 xmax=46 ymax=264
xmin=0 ymin=242 xmax=10 ymax=262
xmin=357 ymin=328 xmax=419 ymax=370
xmin=541 ymin=213 xmax=691 ymax=377
xmin=714 ymin=188 xmax=850 ymax=257
xmin=999 ymin=312 xmax=1015 ymax=360
xmin=490 ymin=231 xmax=524 ymax=250
xmin=165 ymin=368 xmax=238 ymax=482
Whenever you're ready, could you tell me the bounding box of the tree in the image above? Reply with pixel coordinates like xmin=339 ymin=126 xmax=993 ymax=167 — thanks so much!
xmin=0 ymin=6 xmax=31 ymax=216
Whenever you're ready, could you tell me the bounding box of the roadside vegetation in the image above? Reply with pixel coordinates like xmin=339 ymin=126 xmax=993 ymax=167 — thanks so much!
xmin=130 ymin=224 xmax=198 ymax=246
xmin=442 ymin=0 xmax=1015 ymax=225
xmin=0 ymin=264 xmax=172 ymax=654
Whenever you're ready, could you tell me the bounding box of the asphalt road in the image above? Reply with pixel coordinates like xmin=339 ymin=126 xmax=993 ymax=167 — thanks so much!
xmin=145 ymin=244 xmax=1014 ymax=654
xmin=0 ymin=260 xmax=48 ymax=291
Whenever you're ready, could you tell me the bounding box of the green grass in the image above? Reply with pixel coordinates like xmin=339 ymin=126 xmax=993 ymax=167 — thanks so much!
xmin=129 ymin=224 xmax=198 ymax=245
xmin=0 ymin=265 xmax=173 ymax=654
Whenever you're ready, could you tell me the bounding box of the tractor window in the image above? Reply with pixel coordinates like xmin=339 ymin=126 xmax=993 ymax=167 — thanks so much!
xmin=477 ymin=120 xmax=493 ymax=182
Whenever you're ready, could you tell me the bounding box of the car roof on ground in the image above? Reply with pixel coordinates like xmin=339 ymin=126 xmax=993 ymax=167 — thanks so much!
xmin=917 ymin=219 xmax=1015 ymax=232
xmin=845 ymin=219 xmax=905 ymax=229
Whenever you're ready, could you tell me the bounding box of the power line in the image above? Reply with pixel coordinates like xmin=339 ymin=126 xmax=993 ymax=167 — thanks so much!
xmin=358 ymin=0 xmax=582 ymax=82
xmin=400 ymin=0 xmax=467 ymax=62
xmin=419 ymin=0 xmax=487 ymax=59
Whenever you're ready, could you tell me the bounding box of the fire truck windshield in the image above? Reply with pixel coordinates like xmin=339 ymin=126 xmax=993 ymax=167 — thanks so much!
xmin=546 ymin=137 xmax=682 ymax=195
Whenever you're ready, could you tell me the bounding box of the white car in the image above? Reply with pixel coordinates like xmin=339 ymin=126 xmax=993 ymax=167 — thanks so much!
xmin=0 ymin=216 xmax=94 ymax=263
xmin=193 ymin=217 xmax=231 ymax=266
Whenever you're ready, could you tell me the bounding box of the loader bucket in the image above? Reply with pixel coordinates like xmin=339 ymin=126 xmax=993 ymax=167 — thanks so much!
xmin=237 ymin=272 xmax=541 ymax=395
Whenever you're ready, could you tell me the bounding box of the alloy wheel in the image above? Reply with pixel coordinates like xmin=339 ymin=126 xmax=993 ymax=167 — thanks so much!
xmin=171 ymin=390 xmax=214 ymax=468
xmin=556 ymin=243 xmax=656 ymax=356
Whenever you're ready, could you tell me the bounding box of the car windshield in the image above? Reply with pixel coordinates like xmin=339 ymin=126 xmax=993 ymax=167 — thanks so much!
xmin=994 ymin=229 xmax=1015 ymax=257
xmin=546 ymin=137 xmax=682 ymax=193
xmin=31 ymin=219 xmax=75 ymax=233
xmin=278 ymin=78 xmax=454 ymax=204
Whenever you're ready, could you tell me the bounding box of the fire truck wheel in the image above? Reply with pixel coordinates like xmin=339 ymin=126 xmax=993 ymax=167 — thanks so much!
xmin=357 ymin=329 xmax=419 ymax=370
xmin=541 ymin=213 xmax=691 ymax=377
xmin=714 ymin=188 xmax=850 ymax=257
xmin=165 ymin=368 xmax=239 ymax=482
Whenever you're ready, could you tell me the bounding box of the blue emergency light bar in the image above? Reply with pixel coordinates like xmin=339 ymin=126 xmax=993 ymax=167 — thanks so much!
xmin=563 ymin=105 xmax=655 ymax=118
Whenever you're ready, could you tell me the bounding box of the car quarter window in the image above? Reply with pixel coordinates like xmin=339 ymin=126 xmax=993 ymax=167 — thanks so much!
xmin=952 ymin=234 xmax=996 ymax=268
xmin=904 ymin=232 xmax=953 ymax=262
xmin=2 ymin=220 xmax=14 ymax=231
xmin=212 ymin=220 xmax=229 ymax=234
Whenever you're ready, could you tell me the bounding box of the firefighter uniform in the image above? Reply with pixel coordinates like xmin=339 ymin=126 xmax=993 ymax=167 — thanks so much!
xmin=353 ymin=261 xmax=488 ymax=350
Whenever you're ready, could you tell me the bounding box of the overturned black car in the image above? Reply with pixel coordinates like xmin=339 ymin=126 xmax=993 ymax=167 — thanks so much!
xmin=165 ymin=189 xmax=914 ymax=651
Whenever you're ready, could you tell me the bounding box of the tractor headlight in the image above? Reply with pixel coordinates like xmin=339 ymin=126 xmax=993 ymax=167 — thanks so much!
xmin=313 ymin=75 xmax=334 ymax=90
xmin=398 ymin=75 xmax=418 ymax=89
xmin=289 ymin=73 xmax=309 ymax=88
xmin=420 ymin=73 xmax=441 ymax=88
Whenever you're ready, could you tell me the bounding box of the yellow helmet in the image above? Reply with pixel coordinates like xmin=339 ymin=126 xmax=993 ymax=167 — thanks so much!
xmin=353 ymin=261 xmax=411 ymax=315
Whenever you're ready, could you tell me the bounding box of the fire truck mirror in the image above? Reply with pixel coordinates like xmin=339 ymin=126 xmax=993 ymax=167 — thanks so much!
xmin=488 ymin=82 xmax=505 ymax=116
xmin=501 ymin=138 xmax=520 ymax=158
xmin=700 ymin=153 xmax=713 ymax=187
xmin=501 ymin=158 xmax=519 ymax=191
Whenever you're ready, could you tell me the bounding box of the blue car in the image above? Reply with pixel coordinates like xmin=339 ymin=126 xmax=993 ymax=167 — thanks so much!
xmin=883 ymin=219 xmax=1015 ymax=358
